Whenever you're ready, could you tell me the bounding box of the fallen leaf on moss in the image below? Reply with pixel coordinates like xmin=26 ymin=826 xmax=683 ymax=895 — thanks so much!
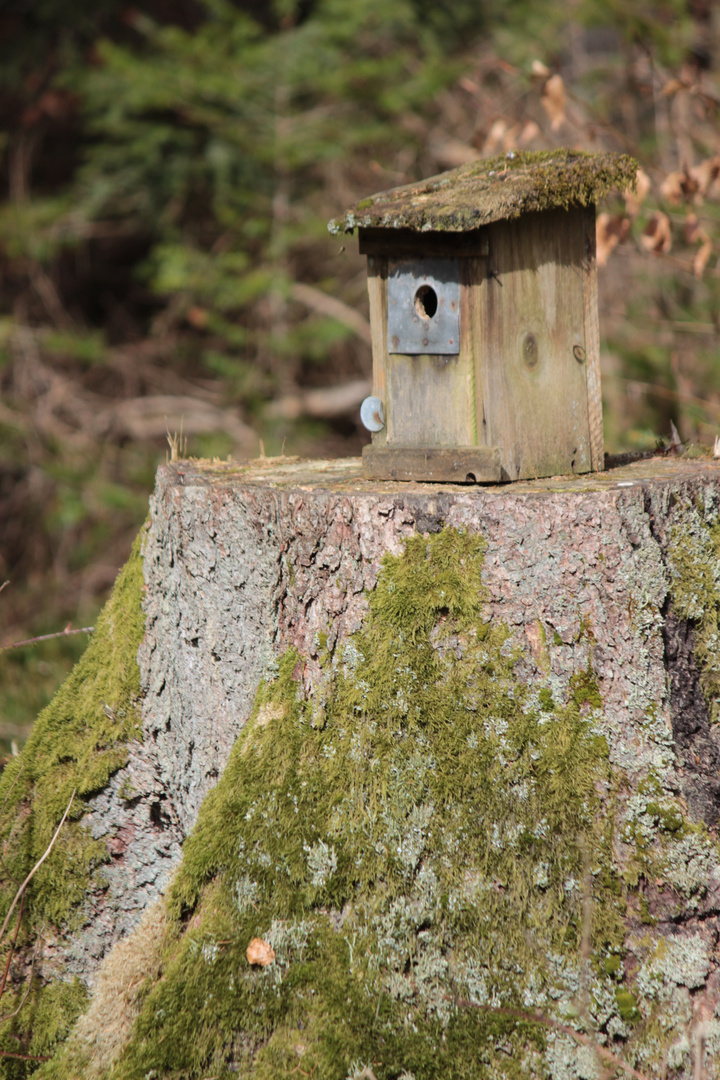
xmin=246 ymin=937 xmax=275 ymax=966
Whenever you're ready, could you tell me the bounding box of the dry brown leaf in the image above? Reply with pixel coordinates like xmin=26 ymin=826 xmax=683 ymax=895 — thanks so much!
xmin=683 ymin=213 xmax=712 ymax=277
xmin=689 ymin=156 xmax=720 ymax=198
xmin=684 ymin=212 xmax=703 ymax=244
xmin=661 ymin=77 xmax=685 ymax=97
xmin=641 ymin=211 xmax=672 ymax=254
xmin=247 ymin=937 xmax=275 ymax=967
xmin=624 ymin=168 xmax=651 ymax=218
xmin=531 ymin=59 xmax=551 ymax=78
xmin=186 ymin=306 xmax=208 ymax=329
xmin=660 ymin=171 xmax=688 ymax=205
xmin=694 ymin=239 xmax=712 ymax=278
xmin=517 ymin=120 xmax=541 ymax=146
xmin=482 ymin=118 xmax=508 ymax=154
xmin=541 ymin=74 xmax=566 ymax=131
xmin=596 ymin=213 xmax=630 ymax=267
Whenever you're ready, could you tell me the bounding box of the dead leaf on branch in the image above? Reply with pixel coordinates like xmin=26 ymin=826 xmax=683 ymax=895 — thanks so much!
xmin=541 ymin=74 xmax=566 ymax=131
xmin=624 ymin=168 xmax=651 ymax=218
xmin=596 ymin=213 xmax=630 ymax=267
xmin=690 ymin=156 xmax=720 ymax=199
xmin=659 ymin=159 xmax=720 ymax=207
xmin=641 ymin=211 xmax=672 ymax=254
xmin=684 ymin=213 xmax=712 ymax=278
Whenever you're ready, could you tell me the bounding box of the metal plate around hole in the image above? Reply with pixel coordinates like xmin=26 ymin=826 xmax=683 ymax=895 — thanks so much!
xmin=387 ymin=258 xmax=460 ymax=355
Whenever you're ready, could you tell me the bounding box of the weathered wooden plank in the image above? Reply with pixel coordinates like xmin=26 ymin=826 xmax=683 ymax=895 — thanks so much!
xmin=581 ymin=203 xmax=604 ymax=471
xmin=476 ymin=207 xmax=592 ymax=481
xmin=362 ymin=444 xmax=501 ymax=482
xmin=386 ymin=351 xmax=476 ymax=447
xmin=366 ymin=256 xmax=388 ymax=448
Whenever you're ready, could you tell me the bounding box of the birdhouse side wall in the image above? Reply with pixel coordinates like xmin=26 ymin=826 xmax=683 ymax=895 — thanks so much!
xmin=475 ymin=205 xmax=602 ymax=480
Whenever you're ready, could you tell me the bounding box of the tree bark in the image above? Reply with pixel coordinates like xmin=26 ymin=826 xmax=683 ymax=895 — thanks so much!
xmin=29 ymin=455 xmax=720 ymax=1077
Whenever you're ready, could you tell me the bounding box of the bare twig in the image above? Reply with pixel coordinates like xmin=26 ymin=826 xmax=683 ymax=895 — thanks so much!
xmin=0 ymin=789 xmax=75 ymax=945
xmin=0 ymin=952 xmax=36 ymax=1025
xmin=0 ymin=625 xmax=94 ymax=653
xmin=0 ymin=895 xmax=24 ymax=1004
xmin=452 ymin=998 xmax=654 ymax=1080
xmin=0 ymin=1050 xmax=49 ymax=1062
xmin=266 ymin=378 xmax=371 ymax=421
xmin=290 ymin=282 xmax=372 ymax=345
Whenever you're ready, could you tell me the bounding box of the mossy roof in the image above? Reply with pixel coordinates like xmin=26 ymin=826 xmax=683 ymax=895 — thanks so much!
xmin=327 ymin=148 xmax=637 ymax=235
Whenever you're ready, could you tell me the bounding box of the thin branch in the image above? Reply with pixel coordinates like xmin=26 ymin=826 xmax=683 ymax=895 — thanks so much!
xmin=0 ymin=953 xmax=35 ymax=1025
xmin=0 ymin=894 xmax=24 ymax=1005
xmin=0 ymin=583 xmax=8 ymax=597
xmin=452 ymin=998 xmax=654 ymax=1080
xmin=290 ymin=282 xmax=372 ymax=345
xmin=0 ymin=626 xmax=94 ymax=653
xmin=0 ymin=789 xmax=75 ymax=945
xmin=0 ymin=1050 xmax=49 ymax=1062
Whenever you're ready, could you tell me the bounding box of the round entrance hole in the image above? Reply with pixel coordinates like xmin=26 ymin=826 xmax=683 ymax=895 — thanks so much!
xmin=414 ymin=284 xmax=438 ymax=319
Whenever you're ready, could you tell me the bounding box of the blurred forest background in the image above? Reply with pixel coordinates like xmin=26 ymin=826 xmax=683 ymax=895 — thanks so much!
xmin=1 ymin=0 xmax=719 ymax=747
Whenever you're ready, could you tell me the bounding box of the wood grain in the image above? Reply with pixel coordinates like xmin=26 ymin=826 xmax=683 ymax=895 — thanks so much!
xmin=476 ymin=207 xmax=592 ymax=481
xmin=366 ymin=256 xmax=388 ymax=448
xmin=581 ymin=204 xmax=604 ymax=471
xmin=362 ymin=444 xmax=501 ymax=482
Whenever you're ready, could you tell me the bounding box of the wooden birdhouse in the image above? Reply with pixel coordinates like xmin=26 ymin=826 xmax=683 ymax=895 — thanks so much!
xmin=328 ymin=149 xmax=637 ymax=483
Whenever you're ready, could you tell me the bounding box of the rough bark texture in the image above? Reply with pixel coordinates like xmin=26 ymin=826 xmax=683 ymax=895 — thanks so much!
xmin=25 ymin=454 xmax=720 ymax=1078
xmin=117 ymin=456 xmax=720 ymax=883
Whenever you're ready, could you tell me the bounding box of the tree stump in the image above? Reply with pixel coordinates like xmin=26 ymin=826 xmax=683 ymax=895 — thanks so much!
xmin=6 ymin=455 xmax=720 ymax=1078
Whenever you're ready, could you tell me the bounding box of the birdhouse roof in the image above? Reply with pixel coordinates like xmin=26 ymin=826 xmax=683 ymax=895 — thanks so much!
xmin=328 ymin=149 xmax=637 ymax=235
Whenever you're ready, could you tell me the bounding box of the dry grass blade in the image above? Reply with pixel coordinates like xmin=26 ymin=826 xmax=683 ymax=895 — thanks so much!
xmin=0 ymin=894 xmax=24 ymax=1005
xmin=0 ymin=788 xmax=75 ymax=945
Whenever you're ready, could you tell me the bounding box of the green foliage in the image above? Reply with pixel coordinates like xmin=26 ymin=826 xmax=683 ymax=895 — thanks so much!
xmin=50 ymin=0 xmax=479 ymax=389
xmin=0 ymin=528 xmax=146 ymax=933
xmin=97 ymin=528 xmax=627 ymax=1079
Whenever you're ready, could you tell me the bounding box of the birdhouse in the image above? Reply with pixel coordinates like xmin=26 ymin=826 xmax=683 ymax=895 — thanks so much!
xmin=328 ymin=149 xmax=636 ymax=483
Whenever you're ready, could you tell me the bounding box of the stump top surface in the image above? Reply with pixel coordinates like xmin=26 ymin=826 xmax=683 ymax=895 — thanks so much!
xmin=166 ymin=454 xmax=720 ymax=498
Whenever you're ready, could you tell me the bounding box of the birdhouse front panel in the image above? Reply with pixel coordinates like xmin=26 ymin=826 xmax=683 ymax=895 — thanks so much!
xmin=384 ymin=257 xmax=476 ymax=450
xmin=329 ymin=149 xmax=637 ymax=483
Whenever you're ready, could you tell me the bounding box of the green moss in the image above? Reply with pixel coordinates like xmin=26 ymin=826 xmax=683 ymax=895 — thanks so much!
xmin=328 ymin=149 xmax=638 ymax=234
xmin=0 ymin=976 xmax=89 ymax=1073
xmin=667 ymin=516 xmax=720 ymax=720
xmin=644 ymin=802 xmax=685 ymax=835
xmin=537 ymin=687 xmax=554 ymax=712
xmin=101 ymin=528 xmax=625 ymax=1080
xmin=604 ymin=954 xmax=622 ymax=976
xmin=614 ymin=988 xmax=640 ymax=1023
xmin=0 ymin=528 xmax=146 ymax=935
xmin=569 ymin=668 xmax=603 ymax=711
